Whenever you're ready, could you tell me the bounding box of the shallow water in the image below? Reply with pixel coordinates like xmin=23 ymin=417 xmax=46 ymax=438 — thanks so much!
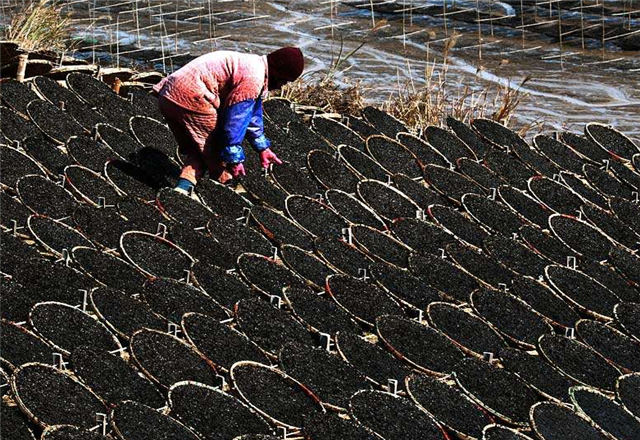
xmin=20 ymin=0 xmax=640 ymax=136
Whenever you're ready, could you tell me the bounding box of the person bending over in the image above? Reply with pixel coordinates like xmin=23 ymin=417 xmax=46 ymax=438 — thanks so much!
xmin=154 ymin=47 xmax=304 ymax=195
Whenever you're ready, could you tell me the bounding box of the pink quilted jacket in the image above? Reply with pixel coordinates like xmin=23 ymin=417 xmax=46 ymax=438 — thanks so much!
xmin=153 ymin=51 xmax=268 ymax=114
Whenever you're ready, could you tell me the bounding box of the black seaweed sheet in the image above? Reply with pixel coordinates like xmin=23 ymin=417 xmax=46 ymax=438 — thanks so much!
xmin=22 ymin=135 xmax=73 ymax=176
xmin=424 ymin=126 xmax=478 ymax=162
xmin=96 ymin=123 xmax=141 ymax=161
xmin=609 ymin=247 xmax=640 ymax=286
xmin=271 ymin=162 xmax=323 ymax=197
xmin=392 ymin=174 xmax=449 ymax=211
xmin=446 ymin=242 xmax=515 ymax=288
xmin=457 ymin=157 xmax=508 ymax=191
xmin=196 ymin=178 xmax=251 ymax=219
xmin=428 ymin=204 xmax=488 ymax=248
xmin=362 ymin=107 xmax=407 ymax=138
xmin=111 ymin=401 xmax=200 ymax=440
xmin=358 ymin=180 xmax=421 ymax=222
xmin=396 ymin=132 xmax=450 ymax=168
xmin=325 ymin=189 xmax=386 ymax=230
xmin=1 ymin=80 xmax=41 ymax=114
xmin=71 ymin=346 xmax=165 ymax=408
xmin=531 ymin=402 xmax=610 ymax=440
xmin=238 ymin=253 xmax=307 ymax=297
xmin=251 ymin=205 xmax=315 ymax=250
xmin=586 ymin=123 xmax=640 ymax=160
xmin=1 ymin=106 xmax=37 ymax=142
xmin=339 ymin=145 xmax=389 ymax=181
xmin=390 ymin=218 xmax=455 ymax=256
xmin=615 ymin=302 xmax=640 ymax=342
xmin=281 ymin=245 xmax=335 ymax=289
xmin=366 ymin=136 xmax=422 ymax=178
xmin=18 ymin=174 xmax=79 ymax=218
xmin=27 ymin=100 xmax=85 ymax=144
xmin=279 ymin=342 xmax=370 ymax=409
xmin=105 ymin=160 xmax=163 ymax=200
xmin=520 ymin=225 xmax=577 ymax=265
xmin=64 ymin=165 xmax=120 ymax=205
xmin=73 ymin=205 xmax=133 ymax=250
xmin=0 ymin=190 xmax=31 ymax=230
xmin=576 ymin=319 xmax=640 ymax=373
xmin=538 ymin=334 xmax=620 ymax=392
xmin=308 ymin=150 xmax=360 ymax=194
xmin=581 ymin=204 xmax=640 ymax=249
xmin=571 ymin=386 xmax=640 ymax=440
xmin=120 ymin=231 xmax=193 ymax=279
xmin=550 ymin=214 xmax=613 ymax=261
xmin=533 ymin=134 xmax=585 ymax=175
xmin=314 ymin=236 xmax=374 ymax=278
xmin=528 ymin=177 xmax=584 ymax=216
xmin=12 ymin=364 xmax=106 ymax=429
xmin=377 ymin=315 xmax=463 ymax=374
xmin=28 ymin=216 xmax=93 ymax=255
xmin=472 ymin=119 xmax=529 ymax=151
xmin=617 ymin=373 xmax=640 ymax=419
xmin=286 ymin=287 xmax=361 ymax=335
xmin=446 ymin=116 xmax=489 ymax=158
xmin=559 ymin=132 xmax=609 ymax=163
xmin=352 ymin=225 xmax=410 ymax=268
xmin=169 ymin=382 xmax=273 ymax=440
xmin=371 ymin=262 xmax=442 ymax=310
xmin=1 ymin=320 xmax=55 ymax=369
xmin=72 ymin=246 xmax=146 ymax=293
xmin=66 ymin=135 xmax=117 ymax=172
xmin=499 ymin=185 xmax=550 ymax=229
xmin=192 ymin=263 xmax=255 ymax=310
xmin=424 ymin=164 xmax=487 ymax=204
xmin=409 ymin=252 xmax=480 ymax=303
xmin=350 ymin=390 xmax=445 ymax=440
xmin=312 ymin=117 xmax=365 ymax=150
xmin=157 ymin=187 xmax=213 ymax=228
xmin=560 ymin=172 xmax=609 ymax=210
xmin=484 ymin=234 xmax=549 ymax=279
xmin=484 ymin=150 xmax=536 ymax=191
xmin=286 ymin=195 xmax=348 ymax=238
xmin=454 ymin=357 xmax=538 ymax=426
xmin=303 ymin=411 xmax=382 ymax=440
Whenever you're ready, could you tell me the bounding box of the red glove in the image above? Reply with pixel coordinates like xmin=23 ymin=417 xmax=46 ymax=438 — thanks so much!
xmin=260 ymin=148 xmax=283 ymax=169
xmin=228 ymin=163 xmax=246 ymax=178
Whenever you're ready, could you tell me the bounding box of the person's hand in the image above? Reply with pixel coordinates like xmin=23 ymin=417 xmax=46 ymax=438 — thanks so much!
xmin=228 ymin=163 xmax=246 ymax=178
xmin=260 ymin=148 xmax=283 ymax=169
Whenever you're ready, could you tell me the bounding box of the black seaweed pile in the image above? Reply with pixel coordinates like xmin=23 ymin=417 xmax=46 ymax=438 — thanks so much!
xmin=120 ymin=232 xmax=192 ymax=279
xmin=1 ymin=321 xmax=55 ymax=369
xmin=446 ymin=242 xmax=514 ymax=287
xmin=72 ymin=205 xmax=132 ymax=249
xmin=424 ymin=126 xmax=477 ymax=163
xmin=327 ymin=275 xmax=404 ymax=326
xmin=27 ymin=100 xmax=84 ymax=144
xmin=559 ymin=132 xmax=609 ymax=163
xmin=18 ymin=175 xmax=79 ymax=218
xmin=352 ymin=225 xmax=410 ymax=268
xmin=396 ymin=132 xmax=449 ymax=168
xmin=509 ymin=276 xmax=580 ymax=329
xmin=615 ymin=302 xmax=640 ymax=341
xmin=279 ymin=342 xmax=370 ymax=409
xmin=271 ymin=163 xmax=322 ymax=197
xmin=371 ymin=262 xmax=442 ymax=309
xmin=325 ymin=189 xmax=385 ymax=230
xmin=362 ymin=106 xmax=407 ymax=138
xmin=1 ymin=80 xmax=40 ymax=114
xmin=531 ymin=402 xmax=610 ymax=440
xmin=454 ymin=357 xmax=538 ymax=425
xmin=560 ymin=172 xmax=609 ymax=209
xmin=424 ymin=164 xmax=486 ymax=204
xmin=617 ymin=373 xmax=640 ymax=418
xmin=142 ymin=277 xmax=228 ymax=323
xmin=348 ymin=117 xmax=380 ymax=139
xmin=498 ymin=185 xmax=550 ymax=229
xmin=545 ymin=265 xmax=620 ymax=319
xmin=307 ymin=150 xmax=360 ymax=193
xmin=472 ymin=118 xmax=529 ymax=151
xmin=182 ymin=313 xmax=270 ymax=370
xmin=484 ymin=150 xmax=535 ymax=190
xmin=583 ymin=163 xmax=634 ymax=200
xmin=71 ymin=346 xmax=165 ymax=407
xmin=105 ymin=160 xmax=163 ymax=200
xmin=1 ymin=107 xmax=37 ymax=142
xmin=377 ymin=315 xmax=463 ymax=374
xmin=429 ymin=204 xmax=488 ymax=248
xmin=12 ymin=364 xmax=106 ymax=429
xmin=235 ymin=298 xmax=314 ymax=355
xmin=286 ymin=287 xmax=360 ymax=335
xmin=73 ymin=247 xmax=145 ymax=292
xmin=533 ymin=135 xmax=585 ymax=175
xmin=134 ymin=147 xmax=180 ymax=186
xmin=350 ymin=390 xmax=444 ymax=440
xmin=538 ymin=334 xmax=620 ymax=392
xmin=251 ymin=205 xmax=314 ymax=250
xmin=286 ymin=195 xmax=348 ymax=238
xmin=158 ymin=188 xmax=213 ymax=228
xmin=392 ymin=174 xmax=448 ymax=210
xmin=30 ymin=302 xmax=120 ymax=355
xmin=66 ymin=135 xmax=117 ymax=172
xmin=358 ymin=180 xmax=422 ymax=221
xmin=572 ymin=387 xmax=640 ymax=440
xmin=499 ymin=347 xmax=577 ymax=402
xmin=303 ymin=411 xmax=381 ymax=440
xmin=90 ymin=287 xmax=166 ymax=338
xmin=339 ymin=146 xmax=389 ymax=181
xmin=336 ymin=332 xmax=410 ymax=385
xmin=457 ymin=157 xmax=508 ymax=190
xmin=528 ymin=177 xmax=583 ymax=215
xmin=314 ymin=236 xmax=374 ymax=277
xmin=192 ymin=263 xmax=255 ymax=309
xmin=581 ymin=204 xmax=640 ymax=249
xmin=1 ymin=401 xmax=36 ymax=440
xmin=367 ymin=136 xmax=422 ymax=178
xmin=28 ymin=216 xmax=93 ymax=256
xmin=171 ymin=225 xmax=235 ymax=270
xmin=169 ymin=382 xmax=273 ymax=440
xmin=549 ymin=215 xmax=612 ymax=260
xmin=312 ymin=117 xmax=365 ymax=150
xmin=574 ymin=259 xmax=640 ymax=303
xmin=409 ymin=253 xmax=480 ymax=302
xmin=484 ymin=234 xmax=549 ymax=278
xmin=1 ymin=279 xmax=33 ymax=323
xmin=237 ymin=253 xmax=306 ymax=297
xmin=390 ymin=218 xmax=455 ymax=256
xmin=428 ymin=302 xmax=506 ymax=356
xmin=281 ymin=245 xmax=335 ymax=288
xmin=65 ymin=166 xmax=119 ymax=206
xmin=471 ymin=288 xmax=552 ymax=348
xmin=196 ymin=178 xmax=251 ymax=219
xmin=112 ymin=401 xmax=200 ymax=440
xmin=231 ymin=363 xmax=321 ymax=428
xmin=22 ymin=135 xmax=73 ymax=176
xmin=0 ymin=190 xmax=32 ymax=229
xmin=95 ymin=123 xmax=141 ymax=161
xmin=576 ymin=320 xmax=640 ymax=373
xmin=609 ymin=247 xmax=640 ymax=285
xmin=130 ymin=329 xmax=216 ymax=388
xmin=586 ymin=123 xmax=639 ymax=160
xmin=520 ymin=226 xmax=577 ymax=265
xmin=511 ymin=142 xmax=560 ymax=177
xmin=240 ymin=172 xmax=288 ymax=212
xmin=407 ymin=374 xmax=492 ymax=439
xmin=446 ymin=116 xmax=489 ymax=157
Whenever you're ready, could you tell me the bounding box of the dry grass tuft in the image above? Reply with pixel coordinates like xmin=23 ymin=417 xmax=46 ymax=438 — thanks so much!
xmin=3 ymin=0 xmax=70 ymax=52
xmin=281 ymin=31 xmax=529 ymax=132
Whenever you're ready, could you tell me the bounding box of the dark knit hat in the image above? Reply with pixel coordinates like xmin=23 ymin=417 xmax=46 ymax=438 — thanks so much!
xmin=267 ymin=47 xmax=304 ymax=82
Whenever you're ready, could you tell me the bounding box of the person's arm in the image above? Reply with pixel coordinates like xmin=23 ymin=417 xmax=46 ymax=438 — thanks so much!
xmin=217 ymin=99 xmax=257 ymax=165
xmin=245 ymin=98 xmax=271 ymax=152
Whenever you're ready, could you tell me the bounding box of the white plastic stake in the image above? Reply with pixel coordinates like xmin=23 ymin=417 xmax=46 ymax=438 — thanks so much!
xmin=215 ymin=374 xmax=227 ymax=389
xmin=358 ymin=268 xmax=369 ymax=282
xmin=388 ymin=378 xmax=399 ymax=396
xmin=438 ymin=248 xmax=446 ymax=259
xmin=80 ymin=289 xmax=88 ymax=312
xmin=319 ymin=332 xmax=332 ymax=351
xmin=567 ymin=256 xmax=577 ymax=269
xmin=168 ymin=323 xmax=179 ymax=337
xmin=483 ymin=352 xmax=494 ymax=364
xmin=416 ymin=309 xmax=424 ymax=323
xmin=498 ymin=283 xmax=508 ymax=292
xmin=272 ymin=246 xmax=279 ymax=261
xmin=489 ymin=187 xmax=497 ymax=200
xmin=270 ymin=295 xmax=282 ymax=309
xmin=565 ymin=327 xmax=575 ymax=339
xmin=156 ymin=223 xmax=168 ymax=239
xmin=277 ymin=426 xmax=288 ymax=439
xmin=416 ymin=209 xmax=426 ymax=221
xmin=53 ymin=353 xmax=66 ymax=370
xmin=342 ymin=227 xmax=353 ymax=245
